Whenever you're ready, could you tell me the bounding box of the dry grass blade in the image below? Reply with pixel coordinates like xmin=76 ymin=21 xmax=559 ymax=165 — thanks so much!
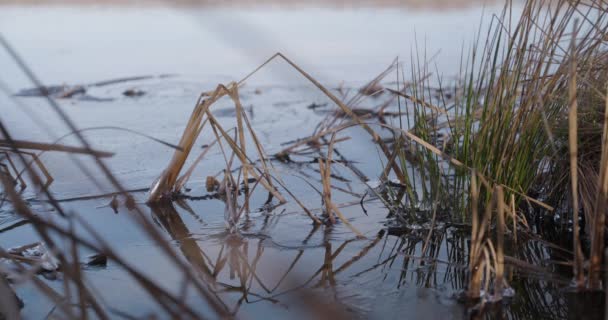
xmin=495 ymin=186 xmax=505 ymax=300
xmin=226 ymin=84 xmax=249 ymax=204
xmin=174 ymin=121 xmax=220 ymax=193
xmin=386 ymin=88 xmax=448 ymax=115
xmin=226 ymin=84 xmax=282 ymax=198
xmin=264 ymin=53 xmax=406 ymax=183
xmin=0 ymin=151 xmax=27 ymax=189
xmin=330 ymin=203 xmax=365 ymax=239
xmin=568 ymin=19 xmax=585 ymax=288
xmin=268 ymin=174 xmax=322 ymax=225
xmin=46 ymin=126 xmax=183 ymax=152
xmin=223 ymin=172 xmax=240 ymax=232
xmin=148 ymin=85 xmax=227 ymax=202
xmin=510 ymin=194 xmax=517 ymax=243
xmin=10 ymin=150 xmax=54 ymax=190
xmin=0 ymin=140 xmax=113 ymax=157
xmin=468 ymin=171 xmax=482 ymax=299
xmin=204 ymin=110 xmax=287 ymax=204
xmin=320 ymin=134 xmax=337 ymax=224
xmin=275 ymin=123 xmax=352 ymax=158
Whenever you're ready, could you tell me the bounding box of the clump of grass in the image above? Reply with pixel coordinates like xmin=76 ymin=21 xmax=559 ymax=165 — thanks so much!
xmin=383 ymin=0 xmax=608 ymax=296
xmin=147 ymin=82 xmax=286 ymax=207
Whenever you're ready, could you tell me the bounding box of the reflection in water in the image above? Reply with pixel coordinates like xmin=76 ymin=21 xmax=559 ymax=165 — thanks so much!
xmin=150 ymin=202 xmax=361 ymax=318
xmin=150 ymin=203 xmax=214 ymax=280
xmin=148 ymin=200 xmax=584 ymax=319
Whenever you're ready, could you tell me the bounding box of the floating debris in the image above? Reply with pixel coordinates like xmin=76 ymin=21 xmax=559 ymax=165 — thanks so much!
xmin=122 ymin=88 xmax=146 ymax=97
xmin=125 ymin=195 xmax=137 ymax=211
xmin=14 ymin=85 xmax=84 ymax=98
xmin=206 ymin=176 xmax=220 ymax=192
xmin=109 ymin=195 xmax=119 ymax=213
xmin=8 ymin=242 xmax=59 ymax=272
xmin=306 ymin=102 xmax=327 ymax=110
xmin=14 ymin=74 xmax=171 ymax=101
xmin=85 ymin=253 xmax=107 ymax=268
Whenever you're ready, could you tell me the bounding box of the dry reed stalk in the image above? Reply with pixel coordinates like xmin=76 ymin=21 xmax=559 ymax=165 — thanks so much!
xmin=319 ymin=159 xmax=334 ymax=224
xmin=7 ymin=126 xmax=179 ymax=193
xmin=233 ymin=175 xmax=266 ymax=221
xmin=330 ymin=203 xmax=365 ymax=238
xmin=568 ymin=19 xmax=585 ymax=289
xmin=511 ymin=194 xmax=517 ymax=243
xmin=269 ymin=174 xmax=322 ymax=225
xmin=212 ymin=84 xmax=283 ymax=204
xmin=258 ymin=53 xmax=406 ymax=183
xmin=320 ymin=134 xmax=337 ymax=224
xmin=0 ymin=140 xmax=114 ymax=157
xmin=380 ymin=139 xmax=401 ymax=181
xmin=204 ymin=109 xmax=286 ymax=204
xmin=605 ymin=246 xmax=608 ymax=312
xmin=224 ymin=84 xmax=250 ymax=212
xmin=315 ymin=133 xmax=364 ymax=236
xmin=231 ymin=85 xmax=283 ymax=196
xmin=316 ymin=59 xmax=399 ymax=135
xmin=482 ymin=245 xmax=492 ymax=295
xmin=222 ymin=173 xmax=239 ymax=232
xmin=147 ymin=87 xmax=226 ymax=202
xmin=386 ymin=88 xmax=448 ymax=115
xmin=468 ymin=181 xmax=510 ymax=300
xmin=173 ymin=120 xmax=219 ymax=192
xmin=589 ymin=85 xmax=608 ymax=289
xmin=275 ymin=123 xmax=353 ymax=158
xmin=10 ymin=150 xmax=54 ymax=190
xmin=495 ymin=186 xmax=505 ymax=300
xmin=0 ymin=151 xmax=27 ymax=188
xmin=468 ymin=170 xmax=482 ymax=298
